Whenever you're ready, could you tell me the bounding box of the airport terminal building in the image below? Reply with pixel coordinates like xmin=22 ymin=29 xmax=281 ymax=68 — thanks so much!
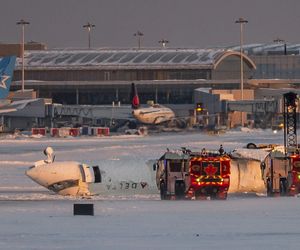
xmin=7 ymin=43 xmax=300 ymax=106
xmin=2 ymin=42 xmax=300 ymax=131
xmin=10 ymin=47 xmax=257 ymax=105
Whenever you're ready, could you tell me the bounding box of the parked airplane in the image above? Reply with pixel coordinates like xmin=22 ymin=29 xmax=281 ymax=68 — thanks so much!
xmin=26 ymin=147 xmax=158 ymax=196
xmin=0 ymin=55 xmax=43 ymax=115
xmin=130 ymin=82 xmax=176 ymax=125
xmin=0 ymin=56 xmax=16 ymax=108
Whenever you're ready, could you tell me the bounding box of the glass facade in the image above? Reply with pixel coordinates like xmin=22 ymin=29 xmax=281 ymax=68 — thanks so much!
xmin=33 ymin=84 xmax=196 ymax=105
xmin=14 ymin=69 xmax=213 ymax=82
xmin=229 ymin=43 xmax=300 ymax=79
xmin=252 ymin=55 xmax=300 ymax=79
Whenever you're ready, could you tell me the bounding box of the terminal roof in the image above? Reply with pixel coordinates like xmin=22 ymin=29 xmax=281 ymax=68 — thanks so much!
xmin=18 ymin=48 xmax=255 ymax=70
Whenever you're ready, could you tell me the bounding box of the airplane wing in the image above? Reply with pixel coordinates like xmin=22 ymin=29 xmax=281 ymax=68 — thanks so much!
xmin=0 ymin=108 xmax=17 ymax=114
xmin=0 ymin=99 xmax=46 ymax=117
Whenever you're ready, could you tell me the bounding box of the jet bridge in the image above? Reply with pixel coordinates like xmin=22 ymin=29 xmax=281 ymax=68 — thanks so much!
xmin=223 ymin=99 xmax=279 ymax=128
xmin=48 ymin=104 xmax=132 ymax=120
xmin=46 ymin=104 xmax=133 ymax=129
xmin=225 ymin=99 xmax=278 ymax=113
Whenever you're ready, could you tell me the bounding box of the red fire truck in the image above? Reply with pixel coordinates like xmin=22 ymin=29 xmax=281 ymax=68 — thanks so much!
xmin=288 ymin=154 xmax=300 ymax=195
xmin=187 ymin=152 xmax=231 ymax=199
xmin=155 ymin=148 xmax=231 ymax=200
xmin=260 ymin=92 xmax=300 ymax=196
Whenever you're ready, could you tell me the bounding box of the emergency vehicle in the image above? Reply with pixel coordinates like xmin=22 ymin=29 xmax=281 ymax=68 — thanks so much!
xmin=154 ymin=147 xmax=231 ymax=200
xmin=260 ymin=92 xmax=300 ymax=196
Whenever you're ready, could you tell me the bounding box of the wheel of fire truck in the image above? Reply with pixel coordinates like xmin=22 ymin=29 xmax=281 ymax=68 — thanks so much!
xmin=215 ymin=191 xmax=228 ymax=200
xmin=266 ymin=178 xmax=273 ymax=197
xmin=174 ymin=181 xmax=185 ymax=199
xmin=160 ymin=182 xmax=166 ymax=200
xmin=279 ymin=178 xmax=288 ymax=196
xmin=160 ymin=182 xmax=169 ymax=200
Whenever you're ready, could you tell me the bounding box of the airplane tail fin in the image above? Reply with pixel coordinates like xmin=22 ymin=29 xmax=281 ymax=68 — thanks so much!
xmin=0 ymin=56 xmax=17 ymax=99
xmin=130 ymin=82 xmax=140 ymax=109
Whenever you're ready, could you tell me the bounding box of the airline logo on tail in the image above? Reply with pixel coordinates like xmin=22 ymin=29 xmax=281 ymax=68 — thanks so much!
xmin=0 ymin=75 xmax=10 ymax=89
xmin=130 ymin=82 xmax=140 ymax=109
xmin=0 ymin=56 xmax=17 ymax=99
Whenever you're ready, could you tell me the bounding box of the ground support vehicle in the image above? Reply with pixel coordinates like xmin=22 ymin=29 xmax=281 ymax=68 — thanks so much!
xmin=154 ymin=149 xmax=231 ymax=200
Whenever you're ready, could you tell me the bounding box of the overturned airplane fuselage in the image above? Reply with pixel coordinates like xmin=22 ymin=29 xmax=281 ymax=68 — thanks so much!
xmin=26 ymin=147 xmax=273 ymax=197
xmin=26 ymin=148 xmax=158 ymax=196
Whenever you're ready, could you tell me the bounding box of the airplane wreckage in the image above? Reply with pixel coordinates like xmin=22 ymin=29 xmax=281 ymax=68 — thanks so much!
xmin=25 ymin=144 xmax=300 ymax=199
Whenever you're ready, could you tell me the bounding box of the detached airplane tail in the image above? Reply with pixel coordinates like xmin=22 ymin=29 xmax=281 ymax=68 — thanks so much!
xmin=0 ymin=56 xmax=17 ymax=99
xmin=130 ymin=82 xmax=140 ymax=109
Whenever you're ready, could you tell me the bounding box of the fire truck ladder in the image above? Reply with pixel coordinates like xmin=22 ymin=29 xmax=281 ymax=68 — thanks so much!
xmin=283 ymin=92 xmax=298 ymax=155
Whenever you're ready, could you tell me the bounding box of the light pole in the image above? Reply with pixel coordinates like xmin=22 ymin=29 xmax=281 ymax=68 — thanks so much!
xmin=273 ymin=38 xmax=287 ymax=55
xmin=16 ymin=19 xmax=30 ymax=92
xmin=83 ymin=22 xmax=95 ymax=49
xmin=158 ymin=39 xmax=169 ymax=48
xmin=235 ymin=17 xmax=248 ymax=126
xmin=134 ymin=31 xmax=144 ymax=49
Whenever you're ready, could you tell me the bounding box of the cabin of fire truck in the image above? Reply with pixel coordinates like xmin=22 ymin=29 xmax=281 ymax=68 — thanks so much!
xmin=155 ymin=151 xmax=189 ymax=200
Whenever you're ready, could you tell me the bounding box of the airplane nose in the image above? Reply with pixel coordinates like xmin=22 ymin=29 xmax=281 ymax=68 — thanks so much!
xmin=26 ymin=166 xmax=39 ymax=182
xmin=25 ymin=163 xmax=88 ymax=195
xmin=26 ymin=165 xmax=59 ymax=190
xmin=26 ymin=166 xmax=34 ymax=178
xmin=132 ymin=110 xmax=139 ymax=116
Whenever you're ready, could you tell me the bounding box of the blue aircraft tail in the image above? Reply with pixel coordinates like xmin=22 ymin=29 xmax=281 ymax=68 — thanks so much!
xmin=0 ymin=56 xmax=17 ymax=99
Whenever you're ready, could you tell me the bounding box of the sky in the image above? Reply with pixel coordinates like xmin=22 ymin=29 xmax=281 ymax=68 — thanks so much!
xmin=1 ymin=0 xmax=300 ymax=49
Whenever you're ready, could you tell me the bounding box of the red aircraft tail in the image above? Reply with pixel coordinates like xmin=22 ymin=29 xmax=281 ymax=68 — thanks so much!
xmin=130 ymin=82 xmax=140 ymax=109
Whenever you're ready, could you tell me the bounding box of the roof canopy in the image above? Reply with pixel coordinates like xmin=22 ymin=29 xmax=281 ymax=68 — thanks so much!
xmin=228 ymin=43 xmax=300 ymax=55
xmin=18 ymin=48 xmax=256 ymax=70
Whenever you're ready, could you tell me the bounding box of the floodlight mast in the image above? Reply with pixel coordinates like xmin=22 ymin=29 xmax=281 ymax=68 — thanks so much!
xmin=83 ymin=22 xmax=96 ymax=49
xmin=16 ymin=19 xmax=30 ymax=92
xmin=134 ymin=31 xmax=144 ymax=49
xmin=158 ymin=39 xmax=169 ymax=48
xmin=235 ymin=17 xmax=248 ymax=126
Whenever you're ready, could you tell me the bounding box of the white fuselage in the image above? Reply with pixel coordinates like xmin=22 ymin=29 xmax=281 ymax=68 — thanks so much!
xmin=26 ymin=159 xmax=158 ymax=196
xmin=132 ymin=105 xmax=175 ymax=124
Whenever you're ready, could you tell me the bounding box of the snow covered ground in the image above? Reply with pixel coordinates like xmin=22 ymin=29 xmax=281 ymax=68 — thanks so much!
xmin=1 ymin=129 xmax=300 ymax=249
